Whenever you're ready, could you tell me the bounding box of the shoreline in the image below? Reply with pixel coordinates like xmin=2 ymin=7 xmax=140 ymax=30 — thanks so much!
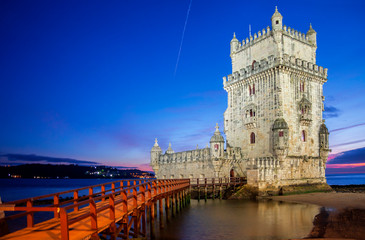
xmin=268 ymin=191 xmax=365 ymax=210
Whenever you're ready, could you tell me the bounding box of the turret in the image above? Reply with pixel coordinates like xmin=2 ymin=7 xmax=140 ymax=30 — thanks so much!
xmin=272 ymin=118 xmax=289 ymax=162
xmin=150 ymin=138 xmax=162 ymax=165
xmin=230 ymin=32 xmax=239 ymax=54
xmin=210 ymin=123 xmax=225 ymax=158
xmin=271 ymin=6 xmax=283 ymax=31
xmin=165 ymin=142 xmax=175 ymax=154
xmin=307 ymin=23 xmax=317 ymax=46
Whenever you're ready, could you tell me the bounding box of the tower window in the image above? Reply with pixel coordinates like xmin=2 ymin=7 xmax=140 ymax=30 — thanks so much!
xmin=214 ymin=144 xmax=219 ymax=150
xmin=252 ymin=60 xmax=256 ymax=70
xmin=276 ymin=20 xmax=279 ymax=24
xmin=301 ymin=130 xmax=306 ymax=142
xmin=249 ymin=84 xmax=256 ymax=96
xmin=300 ymin=82 xmax=305 ymax=92
xmin=250 ymin=132 xmax=255 ymax=144
xmin=249 ymin=109 xmax=255 ymax=117
xmin=279 ymin=131 xmax=284 ymax=137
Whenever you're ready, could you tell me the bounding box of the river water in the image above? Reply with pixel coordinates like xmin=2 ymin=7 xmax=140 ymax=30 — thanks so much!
xmin=1 ymin=176 xmax=365 ymax=239
xmin=152 ymin=199 xmax=319 ymax=240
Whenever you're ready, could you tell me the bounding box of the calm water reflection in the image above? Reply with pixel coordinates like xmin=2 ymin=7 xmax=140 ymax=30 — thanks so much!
xmin=152 ymin=199 xmax=320 ymax=240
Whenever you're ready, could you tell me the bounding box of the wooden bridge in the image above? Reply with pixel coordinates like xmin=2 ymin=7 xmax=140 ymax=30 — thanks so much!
xmin=0 ymin=178 xmax=245 ymax=240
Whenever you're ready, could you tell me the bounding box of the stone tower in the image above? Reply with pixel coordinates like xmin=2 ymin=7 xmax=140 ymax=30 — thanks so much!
xmin=223 ymin=7 xmax=330 ymax=189
xmin=151 ymin=7 xmax=331 ymax=192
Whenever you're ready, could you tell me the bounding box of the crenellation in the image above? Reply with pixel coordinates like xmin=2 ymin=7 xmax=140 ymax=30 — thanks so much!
xmin=224 ymin=55 xmax=327 ymax=88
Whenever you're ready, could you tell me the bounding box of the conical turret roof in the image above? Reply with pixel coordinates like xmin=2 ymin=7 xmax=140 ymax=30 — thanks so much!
xmin=165 ymin=142 xmax=175 ymax=154
xmin=307 ymin=23 xmax=316 ymax=34
xmin=210 ymin=123 xmax=225 ymax=143
xmin=231 ymin=32 xmax=239 ymax=43
xmin=151 ymin=138 xmax=162 ymax=152
xmin=271 ymin=6 xmax=283 ymax=20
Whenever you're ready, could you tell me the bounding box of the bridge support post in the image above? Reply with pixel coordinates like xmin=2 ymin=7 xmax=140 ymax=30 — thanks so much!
xmin=141 ymin=205 xmax=146 ymax=237
xmin=54 ymin=195 xmax=60 ymax=218
xmin=154 ymin=202 xmax=157 ymax=217
xmin=166 ymin=196 xmax=170 ymax=209
xmin=159 ymin=198 xmax=163 ymax=218
xmin=212 ymin=178 xmax=215 ymax=200
xmin=60 ymin=208 xmax=69 ymax=240
xmin=151 ymin=202 xmax=155 ymax=219
xmin=26 ymin=200 xmax=34 ymax=228
xmin=171 ymin=193 xmax=175 ymax=216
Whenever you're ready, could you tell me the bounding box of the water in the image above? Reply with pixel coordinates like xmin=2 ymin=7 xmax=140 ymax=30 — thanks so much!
xmin=326 ymin=173 xmax=365 ymax=185
xmin=0 ymin=176 xmax=364 ymax=239
xmin=0 ymin=178 xmax=137 ymax=202
xmin=153 ymin=199 xmax=320 ymax=240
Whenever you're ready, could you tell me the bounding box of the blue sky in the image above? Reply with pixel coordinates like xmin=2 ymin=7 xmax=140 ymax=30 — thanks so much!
xmin=0 ymin=0 xmax=365 ymax=172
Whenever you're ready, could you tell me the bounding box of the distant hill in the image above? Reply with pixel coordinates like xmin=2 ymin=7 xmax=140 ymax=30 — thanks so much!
xmin=0 ymin=164 xmax=154 ymax=179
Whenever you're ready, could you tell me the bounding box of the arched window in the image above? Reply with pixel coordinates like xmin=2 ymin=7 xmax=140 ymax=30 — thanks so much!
xmin=253 ymin=83 xmax=255 ymax=95
xmin=300 ymin=82 xmax=305 ymax=92
xmin=252 ymin=60 xmax=256 ymax=70
xmin=250 ymin=109 xmax=253 ymax=117
xmin=249 ymin=85 xmax=252 ymax=95
xmin=301 ymin=130 xmax=306 ymax=142
xmin=279 ymin=131 xmax=284 ymax=137
xmin=250 ymin=132 xmax=255 ymax=144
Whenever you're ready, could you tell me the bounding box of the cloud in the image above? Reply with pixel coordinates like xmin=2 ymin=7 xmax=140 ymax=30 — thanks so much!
xmin=326 ymin=165 xmax=365 ymax=174
xmin=330 ymin=139 xmax=365 ymax=148
xmin=138 ymin=163 xmax=153 ymax=172
xmin=327 ymin=147 xmax=365 ymax=165
xmin=323 ymin=105 xmax=340 ymax=118
xmin=0 ymin=153 xmax=100 ymax=165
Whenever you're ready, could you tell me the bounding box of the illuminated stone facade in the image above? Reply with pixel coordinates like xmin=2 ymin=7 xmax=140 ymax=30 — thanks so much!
xmin=151 ymin=8 xmax=331 ymax=192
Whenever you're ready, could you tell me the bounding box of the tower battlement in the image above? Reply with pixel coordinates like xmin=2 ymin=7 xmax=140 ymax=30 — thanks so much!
xmin=232 ymin=25 xmax=314 ymax=55
xmin=223 ymin=55 xmax=328 ymax=88
xmin=230 ymin=7 xmax=318 ymax=73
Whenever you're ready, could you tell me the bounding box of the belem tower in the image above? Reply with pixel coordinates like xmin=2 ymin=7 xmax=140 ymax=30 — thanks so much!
xmin=150 ymin=7 xmax=331 ymax=192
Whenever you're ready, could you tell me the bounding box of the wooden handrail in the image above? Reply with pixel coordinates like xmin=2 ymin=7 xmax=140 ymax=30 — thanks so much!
xmin=7 ymin=179 xmax=154 ymax=204
xmin=0 ymin=178 xmax=203 ymax=240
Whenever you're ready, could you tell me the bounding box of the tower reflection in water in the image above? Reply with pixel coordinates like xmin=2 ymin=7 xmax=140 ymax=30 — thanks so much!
xmin=151 ymin=199 xmax=319 ymax=240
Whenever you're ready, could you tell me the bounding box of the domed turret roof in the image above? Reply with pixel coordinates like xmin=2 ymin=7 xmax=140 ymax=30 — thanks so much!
xmin=271 ymin=6 xmax=283 ymax=20
xmin=165 ymin=142 xmax=175 ymax=154
xmin=151 ymin=138 xmax=162 ymax=152
xmin=307 ymin=23 xmax=316 ymax=34
xmin=210 ymin=123 xmax=225 ymax=143
xmin=272 ymin=118 xmax=289 ymax=130
xmin=231 ymin=32 xmax=239 ymax=43
xmin=319 ymin=123 xmax=329 ymax=134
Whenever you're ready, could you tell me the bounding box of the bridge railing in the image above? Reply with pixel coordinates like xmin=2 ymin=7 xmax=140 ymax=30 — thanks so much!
xmin=190 ymin=177 xmax=246 ymax=186
xmin=0 ymin=178 xmax=189 ymax=235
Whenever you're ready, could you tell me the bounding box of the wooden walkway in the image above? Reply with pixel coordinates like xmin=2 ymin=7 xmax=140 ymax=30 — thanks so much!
xmin=0 ymin=179 xmax=190 ymax=240
xmin=0 ymin=177 xmax=245 ymax=239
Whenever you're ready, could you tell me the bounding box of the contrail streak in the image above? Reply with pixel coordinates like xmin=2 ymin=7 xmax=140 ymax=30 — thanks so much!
xmin=174 ymin=0 xmax=193 ymax=78
xmin=330 ymin=122 xmax=365 ymax=133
